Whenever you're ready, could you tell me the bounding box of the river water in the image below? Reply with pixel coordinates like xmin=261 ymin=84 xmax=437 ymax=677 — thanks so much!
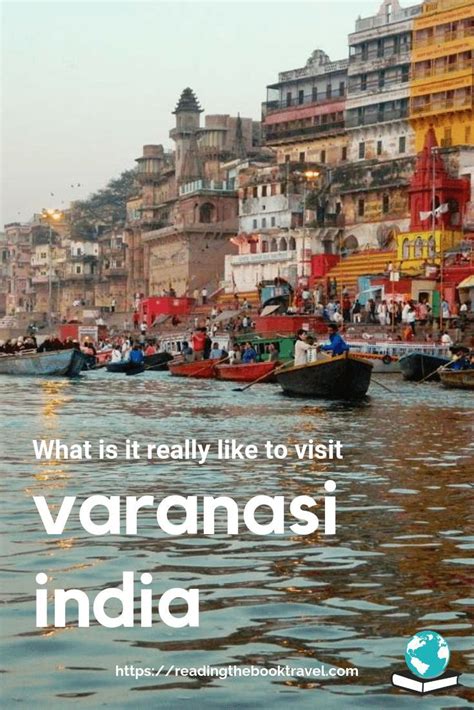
xmin=1 ymin=371 xmax=473 ymax=709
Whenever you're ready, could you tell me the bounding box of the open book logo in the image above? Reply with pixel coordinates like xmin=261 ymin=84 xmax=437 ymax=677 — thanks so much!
xmin=391 ymin=630 xmax=460 ymax=694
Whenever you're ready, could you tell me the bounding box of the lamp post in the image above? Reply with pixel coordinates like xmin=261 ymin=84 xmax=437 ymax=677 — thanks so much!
xmin=295 ymin=169 xmax=320 ymax=282
xmin=40 ymin=208 xmax=63 ymax=327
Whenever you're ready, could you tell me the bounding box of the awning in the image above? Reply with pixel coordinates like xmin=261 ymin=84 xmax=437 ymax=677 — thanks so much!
xmin=213 ymin=309 xmax=240 ymax=324
xmin=457 ymin=275 xmax=474 ymax=289
xmin=260 ymin=304 xmax=280 ymax=317
xmin=152 ymin=314 xmax=170 ymax=325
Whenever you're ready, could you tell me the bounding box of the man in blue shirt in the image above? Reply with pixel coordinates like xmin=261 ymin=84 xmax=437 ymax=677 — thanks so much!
xmin=129 ymin=344 xmax=145 ymax=365
xmin=318 ymin=324 xmax=350 ymax=357
xmin=242 ymin=342 xmax=258 ymax=363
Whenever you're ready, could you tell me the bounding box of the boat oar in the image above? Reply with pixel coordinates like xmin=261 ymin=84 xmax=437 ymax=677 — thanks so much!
xmin=125 ymin=356 xmax=174 ymax=376
xmin=233 ymin=360 xmax=294 ymax=392
xmin=370 ymin=377 xmax=394 ymax=393
xmin=416 ymin=363 xmax=447 ymax=385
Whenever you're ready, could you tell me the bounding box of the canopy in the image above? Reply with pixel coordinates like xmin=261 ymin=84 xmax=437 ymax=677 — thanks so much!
xmin=213 ymin=309 xmax=241 ymax=324
xmin=260 ymin=304 xmax=280 ymax=317
xmin=457 ymin=275 xmax=474 ymax=289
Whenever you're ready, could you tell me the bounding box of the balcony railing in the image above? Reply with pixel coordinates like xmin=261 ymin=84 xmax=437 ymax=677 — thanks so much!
xmin=411 ymin=97 xmax=472 ymax=115
xmin=413 ymin=27 xmax=473 ymax=49
xmin=179 ymin=179 xmax=235 ymax=196
xmin=263 ymin=92 xmax=345 ymax=116
xmin=349 ymin=46 xmax=411 ymax=64
xmin=346 ymin=106 xmax=408 ymax=127
xmin=264 ymin=120 xmax=345 ymax=142
xmin=412 ymin=60 xmax=473 ymax=81
xmin=230 ymin=250 xmax=297 ymax=266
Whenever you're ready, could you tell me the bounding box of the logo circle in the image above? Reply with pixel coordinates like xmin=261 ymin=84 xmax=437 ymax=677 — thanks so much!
xmin=405 ymin=630 xmax=450 ymax=679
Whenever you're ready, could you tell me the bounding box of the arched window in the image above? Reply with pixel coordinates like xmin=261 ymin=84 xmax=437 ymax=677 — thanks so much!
xmin=402 ymin=238 xmax=410 ymax=259
xmin=261 ymin=240 xmax=268 ymax=253
xmin=428 ymin=236 xmax=435 ymax=258
xmin=279 ymin=237 xmax=287 ymax=251
xmin=289 ymin=237 xmax=296 ymax=251
xmin=199 ymin=203 xmax=215 ymax=224
xmin=414 ymin=237 xmax=423 ymax=258
xmin=270 ymin=238 xmax=278 ymax=252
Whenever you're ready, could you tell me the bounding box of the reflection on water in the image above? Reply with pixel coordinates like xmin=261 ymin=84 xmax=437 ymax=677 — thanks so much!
xmin=1 ymin=372 xmax=473 ymax=708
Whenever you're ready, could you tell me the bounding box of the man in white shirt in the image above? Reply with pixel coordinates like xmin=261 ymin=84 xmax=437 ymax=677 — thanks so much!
xmin=440 ymin=331 xmax=453 ymax=347
xmin=294 ymin=329 xmax=316 ymax=367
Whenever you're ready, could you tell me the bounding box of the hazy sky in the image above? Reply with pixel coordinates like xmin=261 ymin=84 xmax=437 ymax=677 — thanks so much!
xmin=2 ymin=0 xmax=402 ymax=226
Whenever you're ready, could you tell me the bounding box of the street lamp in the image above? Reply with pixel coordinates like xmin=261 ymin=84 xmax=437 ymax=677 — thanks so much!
xmin=292 ymin=170 xmax=320 ymax=281
xmin=41 ymin=208 xmax=63 ymax=327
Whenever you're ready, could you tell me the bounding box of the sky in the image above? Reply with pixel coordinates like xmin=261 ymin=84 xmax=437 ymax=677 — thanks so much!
xmin=1 ymin=0 xmax=407 ymax=226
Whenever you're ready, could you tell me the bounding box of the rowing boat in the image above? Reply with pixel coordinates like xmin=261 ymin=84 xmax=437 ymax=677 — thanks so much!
xmin=276 ymin=353 xmax=372 ymax=399
xmin=399 ymin=353 xmax=450 ymax=381
xmin=0 ymin=349 xmax=86 ymax=377
xmin=439 ymin=368 xmax=474 ymax=390
xmin=106 ymin=352 xmax=172 ymax=373
xmin=215 ymin=361 xmax=277 ymax=383
xmin=168 ymin=359 xmax=217 ymax=378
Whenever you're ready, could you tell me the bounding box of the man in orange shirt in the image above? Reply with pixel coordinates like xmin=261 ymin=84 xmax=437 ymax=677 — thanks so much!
xmin=191 ymin=328 xmax=207 ymax=360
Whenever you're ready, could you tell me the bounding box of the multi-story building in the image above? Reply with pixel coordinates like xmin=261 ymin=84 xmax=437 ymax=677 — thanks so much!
xmin=410 ymin=0 xmax=473 ymax=152
xmin=262 ymin=49 xmax=348 ymax=167
xmin=95 ymin=230 xmax=128 ymax=310
xmin=127 ymin=88 xmax=260 ymax=297
xmin=0 ymin=232 xmax=7 ymax=315
xmin=4 ymin=222 xmax=34 ymax=315
xmin=340 ymin=0 xmax=422 ymax=250
xmin=60 ymin=237 xmax=99 ymax=314
xmin=224 ymin=161 xmax=337 ymax=295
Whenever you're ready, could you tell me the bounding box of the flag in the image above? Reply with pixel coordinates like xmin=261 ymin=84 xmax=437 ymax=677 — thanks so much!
xmin=435 ymin=203 xmax=449 ymax=217
xmin=419 ymin=210 xmax=432 ymax=221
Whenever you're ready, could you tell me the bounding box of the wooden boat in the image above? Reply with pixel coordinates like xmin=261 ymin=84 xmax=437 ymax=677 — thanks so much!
xmin=168 ymin=359 xmax=217 ymax=379
xmin=439 ymin=367 xmax=474 ymax=390
xmin=215 ymin=361 xmax=277 ymax=383
xmin=399 ymin=352 xmax=450 ymax=381
xmin=276 ymin=354 xmax=372 ymax=399
xmin=0 ymin=348 xmax=86 ymax=377
xmin=106 ymin=352 xmax=172 ymax=373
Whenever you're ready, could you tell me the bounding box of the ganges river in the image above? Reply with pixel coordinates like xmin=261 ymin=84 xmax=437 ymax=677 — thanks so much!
xmin=1 ymin=370 xmax=473 ymax=709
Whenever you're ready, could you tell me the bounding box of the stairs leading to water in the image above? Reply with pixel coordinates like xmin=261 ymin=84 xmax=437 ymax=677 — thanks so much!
xmin=324 ymin=249 xmax=396 ymax=298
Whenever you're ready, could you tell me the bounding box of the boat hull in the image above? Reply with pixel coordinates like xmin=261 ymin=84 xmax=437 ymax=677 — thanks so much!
xmin=168 ymin=359 xmax=217 ymax=379
xmin=276 ymin=354 xmax=372 ymax=399
xmin=350 ymin=352 xmax=400 ymax=373
xmin=106 ymin=352 xmax=172 ymax=373
xmin=399 ymin=353 xmax=450 ymax=381
xmin=215 ymin=361 xmax=277 ymax=382
xmin=439 ymin=369 xmax=474 ymax=390
xmin=0 ymin=349 xmax=86 ymax=377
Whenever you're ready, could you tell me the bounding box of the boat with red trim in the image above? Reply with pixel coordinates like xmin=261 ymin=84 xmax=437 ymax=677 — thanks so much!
xmin=215 ymin=361 xmax=277 ymax=383
xmin=168 ymin=359 xmax=217 ymax=378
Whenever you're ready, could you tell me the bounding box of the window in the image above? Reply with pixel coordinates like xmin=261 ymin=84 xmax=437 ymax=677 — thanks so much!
xmin=289 ymin=237 xmax=296 ymax=250
xmin=358 ymin=199 xmax=365 ymax=217
xmin=361 ymin=74 xmax=367 ymax=91
xmin=262 ymin=218 xmax=266 ymax=228
xmin=270 ymin=183 xmax=277 ymax=196
xmin=341 ymin=146 xmax=347 ymax=161
xmin=298 ymin=89 xmax=304 ymax=105
xmin=320 ymin=149 xmax=326 ymax=164
xmin=359 ymin=142 xmax=365 ymax=159
xmin=261 ymin=240 xmax=268 ymax=253
xmin=377 ymin=140 xmax=383 ymax=156
xmin=443 ymin=127 xmax=452 ymax=147
xmin=299 ymin=152 xmax=305 ymax=162
xmin=286 ymin=92 xmax=292 ymax=107
xmin=401 ymin=65 xmax=409 ymax=82
xmin=379 ymin=70 xmax=385 ymax=88
xmin=312 ymin=86 xmax=318 ymax=102
xmin=339 ymin=81 xmax=345 ymax=96
xmin=326 ymin=84 xmax=332 ymax=99
xmin=252 ymin=219 xmax=257 ymax=229
xmin=285 ymin=155 xmax=290 ymax=163
xmin=383 ymin=194 xmax=390 ymax=214
xmin=279 ymin=238 xmax=287 ymax=251
xmin=76 ymin=265 xmax=81 ymax=274
xmin=270 ymin=238 xmax=277 ymax=252
xmin=271 ymin=216 xmax=276 ymax=227
xmin=262 ymin=185 xmax=267 ymax=197
xmin=253 ymin=186 xmax=258 ymax=198
xmin=414 ymin=237 xmax=424 ymax=258
xmin=377 ymin=38 xmax=384 ymax=58
xmin=361 ymin=42 xmax=368 ymax=60
xmin=399 ymin=136 xmax=406 ymax=153
xmin=402 ymin=239 xmax=410 ymax=259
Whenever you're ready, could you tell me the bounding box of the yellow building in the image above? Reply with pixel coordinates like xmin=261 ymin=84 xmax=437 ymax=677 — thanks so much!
xmin=410 ymin=0 xmax=473 ymax=151
xmin=396 ymin=228 xmax=463 ymax=273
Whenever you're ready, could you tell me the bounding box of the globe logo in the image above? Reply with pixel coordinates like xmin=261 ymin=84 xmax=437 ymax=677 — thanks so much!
xmin=405 ymin=630 xmax=450 ymax=679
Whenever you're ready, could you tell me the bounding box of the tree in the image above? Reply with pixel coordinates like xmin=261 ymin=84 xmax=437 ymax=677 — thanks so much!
xmin=69 ymin=169 xmax=137 ymax=236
